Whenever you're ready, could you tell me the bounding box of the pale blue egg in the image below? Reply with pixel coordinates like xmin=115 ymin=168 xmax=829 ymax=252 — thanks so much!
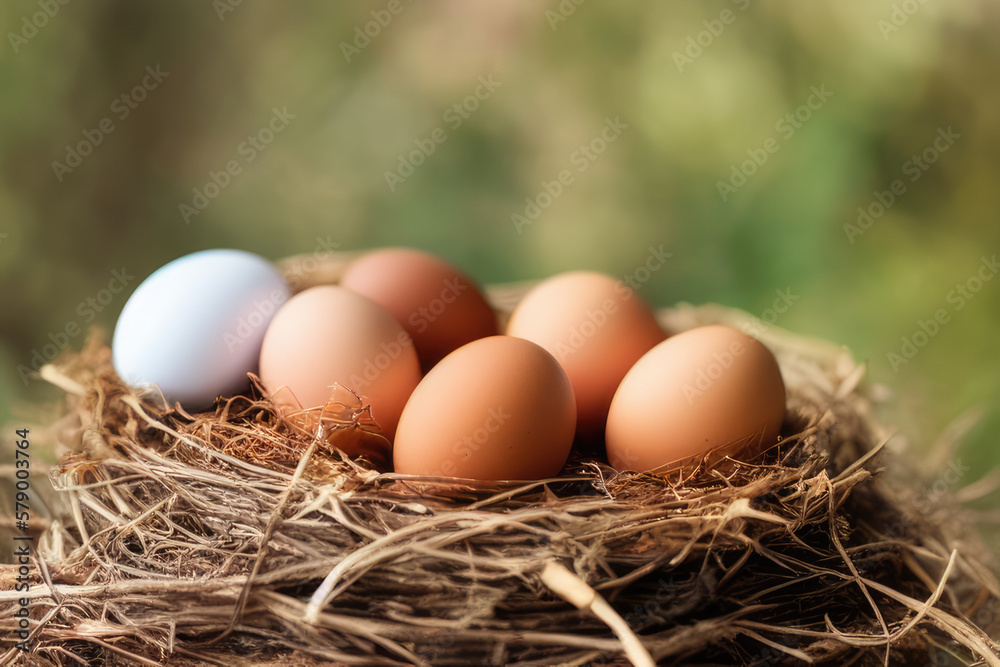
xmin=112 ymin=249 xmax=291 ymax=408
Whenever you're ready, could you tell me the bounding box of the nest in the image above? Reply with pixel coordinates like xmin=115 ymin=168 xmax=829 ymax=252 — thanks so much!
xmin=2 ymin=280 xmax=1000 ymax=666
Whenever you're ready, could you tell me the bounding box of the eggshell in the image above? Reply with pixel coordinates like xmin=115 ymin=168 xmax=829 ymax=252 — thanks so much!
xmin=506 ymin=271 xmax=664 ymax=441
xmin=393 ymin=336 xmax=576 ymax=481
xmin=605 ymin=325 xmax=786 ymax=472
xmin=340 ymin=248 xmax=498 ymax=369
xmin=258 ymin=285 xmax=421 ymax=440
xmin=112 ymin=249 xmax=290 ymax=408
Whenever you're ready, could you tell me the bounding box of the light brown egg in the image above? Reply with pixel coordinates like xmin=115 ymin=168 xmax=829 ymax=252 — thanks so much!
xmin=259 ymin=286 xmax=421 ymax=441
xmin=393 ymin=336 xmax=576 ymax=481
xmin=605 ymin=325 xmax=786 ymax=472
xmin=340 ymin=248 xmax=498 ymax=369
xmin=506 ymin=271 xmax=665 ymax=441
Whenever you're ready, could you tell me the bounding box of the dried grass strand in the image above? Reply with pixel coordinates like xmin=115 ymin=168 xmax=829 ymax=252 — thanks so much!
xmin=1 ymin=300 xmax=998 ymax=665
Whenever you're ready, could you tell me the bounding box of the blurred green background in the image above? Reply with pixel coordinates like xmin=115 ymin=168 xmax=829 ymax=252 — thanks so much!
xmin=1 ymin=1 xmax=998 ymax=483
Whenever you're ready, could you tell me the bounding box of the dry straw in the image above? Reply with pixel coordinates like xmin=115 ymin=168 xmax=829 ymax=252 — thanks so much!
xmin=2 ymin=263 xmax=999 ymax=666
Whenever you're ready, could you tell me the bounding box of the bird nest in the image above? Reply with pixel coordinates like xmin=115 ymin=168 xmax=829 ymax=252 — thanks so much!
xmin=1 ymin=280 xmax=999 ymax=666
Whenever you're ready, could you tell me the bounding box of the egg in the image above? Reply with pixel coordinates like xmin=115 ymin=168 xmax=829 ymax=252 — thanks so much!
xmin=340 ymin=248 xmax=498 ymax=369
xmin=258 ymin=285 xmax=421 ymax=440
xmin=393 ymin=336 xmax=576 ymax=481
xmin=506 ymin=271 xmax=665 ymax=441
xmin=605 ymin=325 xmax=786 ymax=472
xmin=112 ymin=249 xmax=290 ymax=408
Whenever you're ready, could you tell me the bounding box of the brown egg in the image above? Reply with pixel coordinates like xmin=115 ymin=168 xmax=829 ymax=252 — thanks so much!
xmin=259 ymin=286 xmax=421 ymax=441
xmin=393 ymin=336 xmax=576 ymax=481
xmin=506 ymin=271 xmax=665 ymax=441
xmin=340 ymin=248 xmax=498 ymax=369
xmin=605 ymin=325 xmax=786 ymax=472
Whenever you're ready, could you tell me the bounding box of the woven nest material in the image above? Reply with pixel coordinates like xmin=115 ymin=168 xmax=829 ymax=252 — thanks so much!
xmin=2 ymin=263 xmax=999 ymax=666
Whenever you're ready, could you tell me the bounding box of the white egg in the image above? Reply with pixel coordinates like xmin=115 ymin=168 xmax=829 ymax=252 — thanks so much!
xmin=112 ymin=249 xmax=290 ymax=408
